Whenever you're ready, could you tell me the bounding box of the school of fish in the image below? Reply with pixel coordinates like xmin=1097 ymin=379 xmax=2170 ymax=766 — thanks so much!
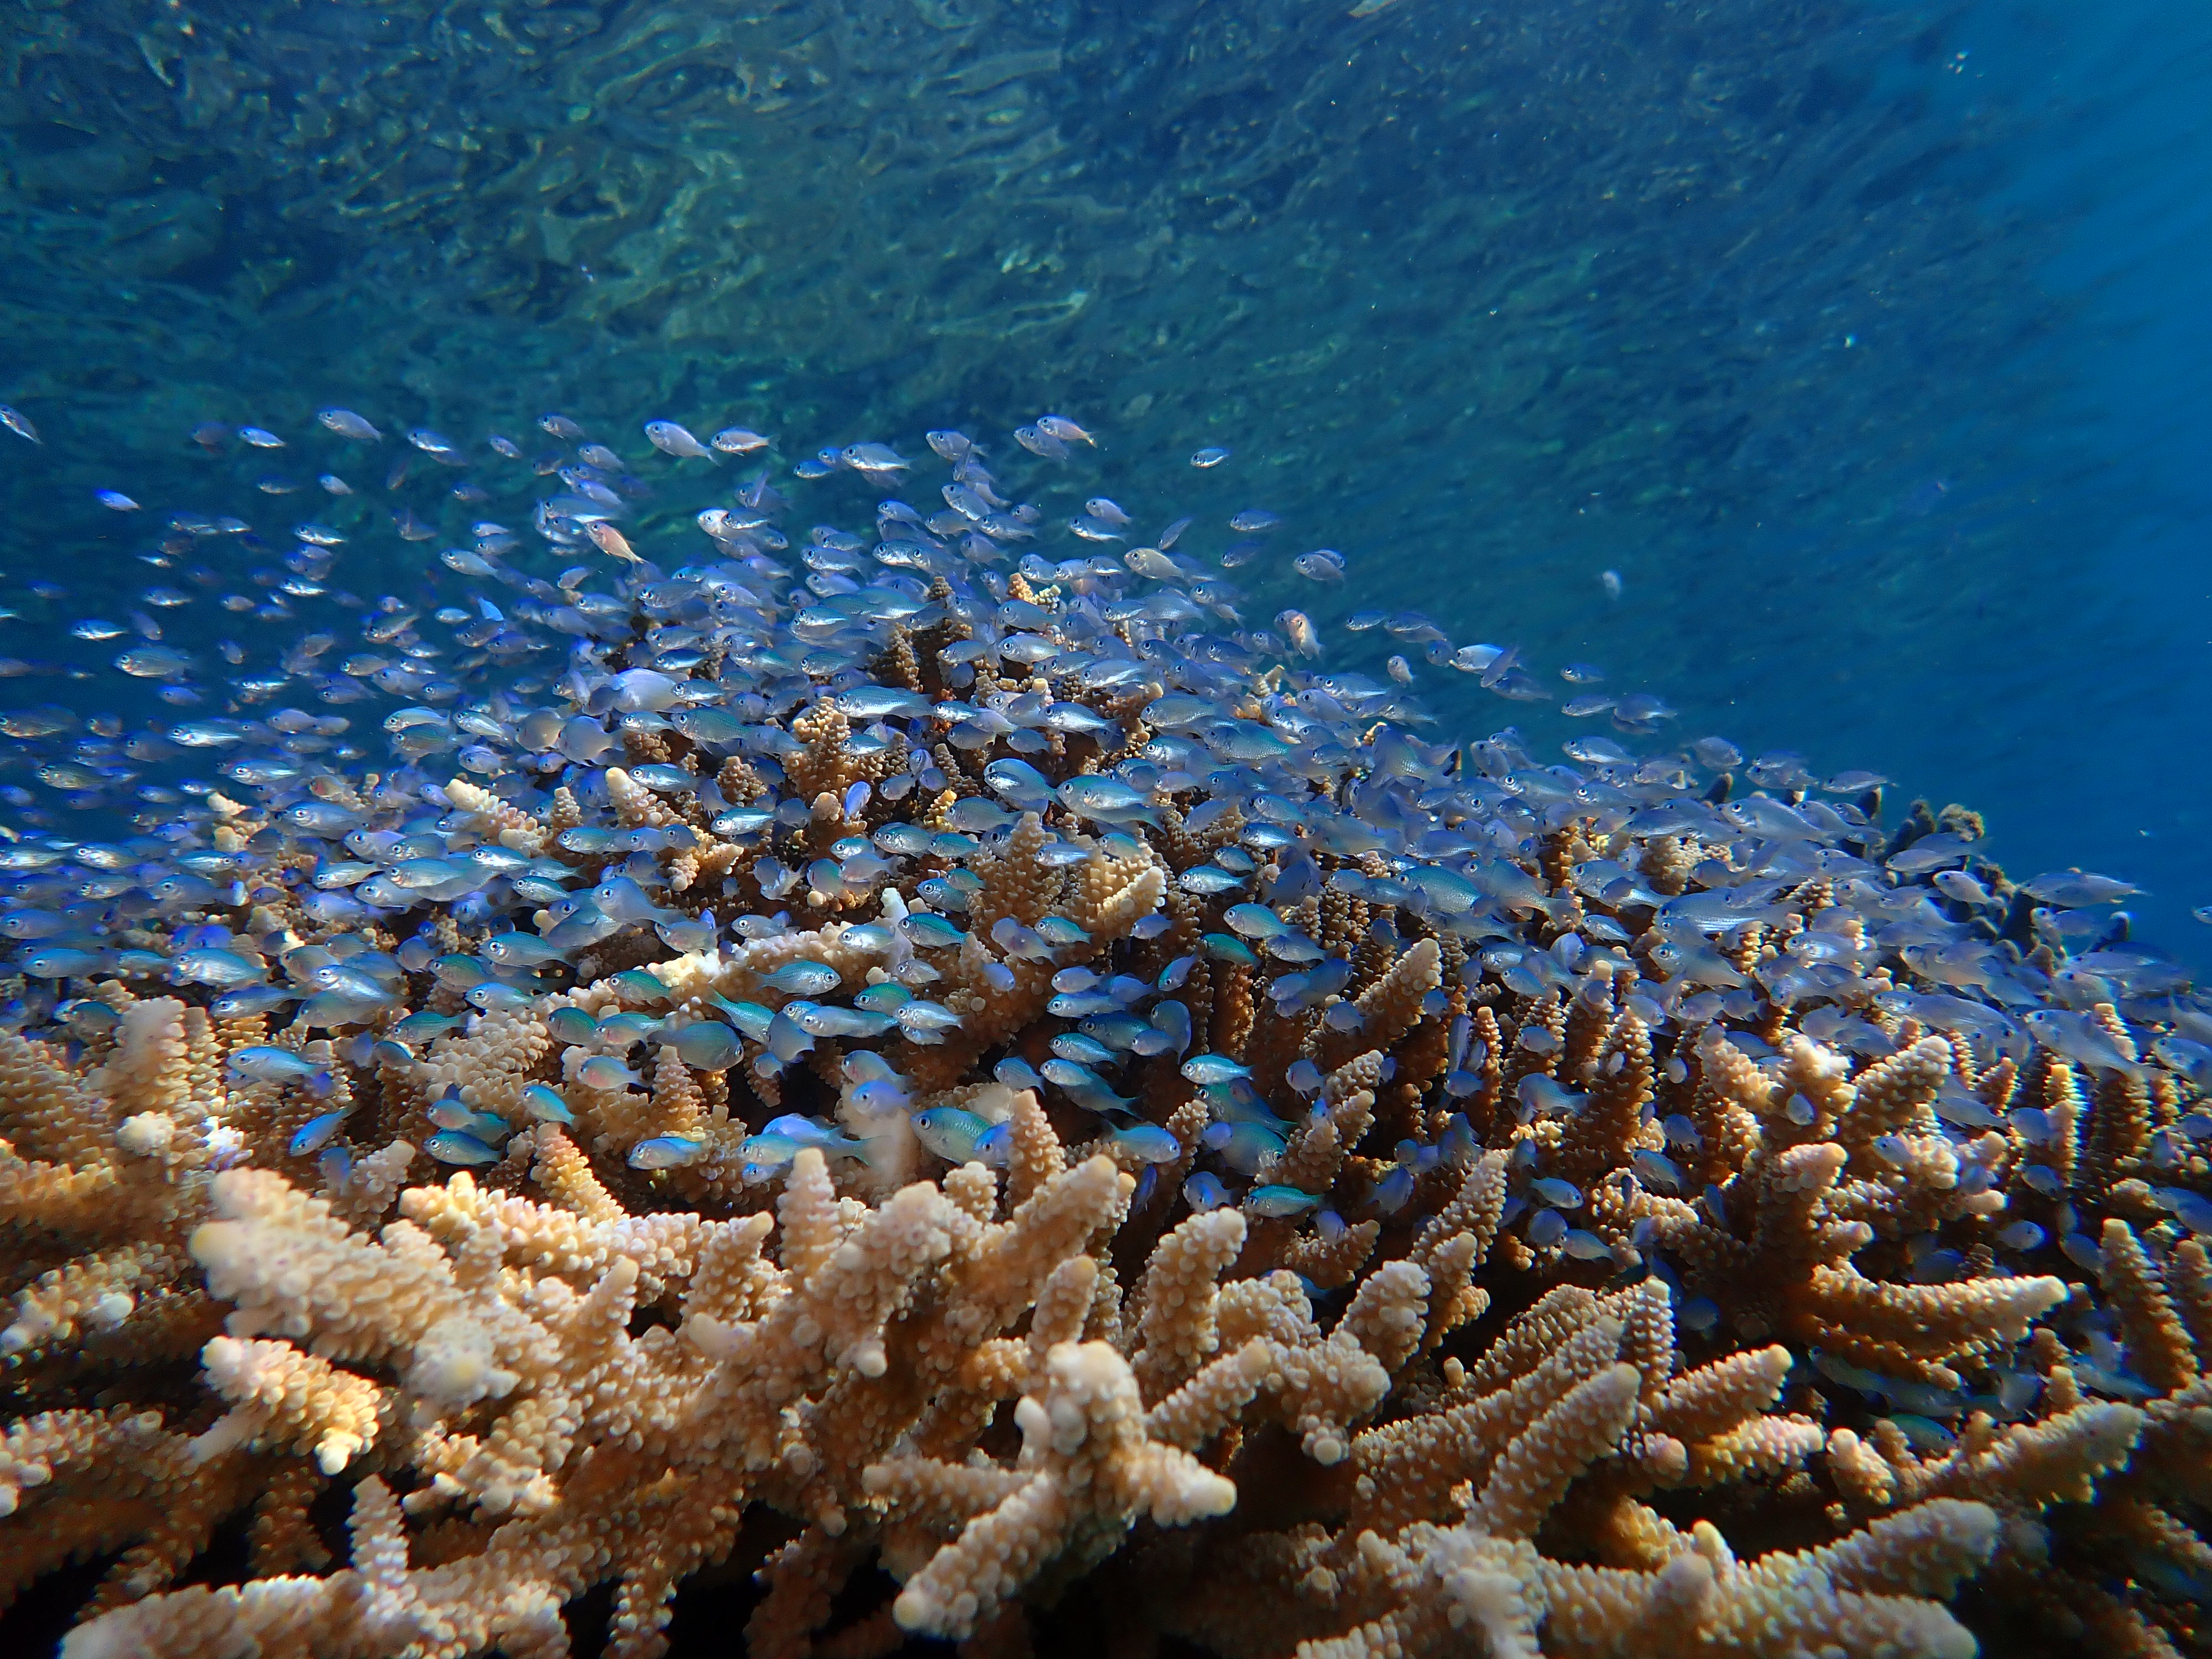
xmin=0 ymin=403 xmax=2206 ymax=1658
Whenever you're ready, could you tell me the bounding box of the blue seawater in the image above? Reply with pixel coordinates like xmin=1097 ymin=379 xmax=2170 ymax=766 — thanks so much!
xmin=0 ymin=0 xmax=2205 ymax=951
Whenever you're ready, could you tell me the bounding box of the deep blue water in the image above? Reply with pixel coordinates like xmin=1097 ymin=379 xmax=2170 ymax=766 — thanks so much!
xmin=1 ymin=0 xmax=2206 ymax=954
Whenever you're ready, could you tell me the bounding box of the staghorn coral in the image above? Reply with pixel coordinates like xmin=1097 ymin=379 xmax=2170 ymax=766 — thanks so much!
xmin=1 ymin=429 xmax=2205 ymax=1659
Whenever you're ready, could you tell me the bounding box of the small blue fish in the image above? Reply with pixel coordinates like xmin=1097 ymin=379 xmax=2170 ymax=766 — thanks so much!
xmin=466 ymin=983 xmax=537 ymax=1014
xmin=1180 ymin=1053 xmax=1250 ymax=1086
xmin=599 ymin=1013 xmax=666 ymax=1048
xmin=289 ymin=1110 xmax=351 ymax=1157
xmin=1050 ymin=989 xmax=1120 ymax=1019
xmin=629 ymin=1135 xmax=705 ymax=1171
xmin=1995 ymin=1220 xmax=2046 ymax=1251
xmin=1527 ymin=1208 xmax=1569 ymax=1247
xmin=306 ymin=963 xmax=392 ymax=1003
xmin=170 ymin=947 xmax=270 ymax=987
xmin=481 ymin=933 xmax=569 ymax=968
xmin=752 ymin=1113 xmax=869 ymax=1160
xmin=229 ymin=1047 xmax=335 ymax=1092
xmin=2161 ymin=1187 xmax=2212 ymax=1235
xmin=761 ymin=960 xmax=841 ymax=995
xmin=911 ymin=1106 xmax=1000 ymax=1165
xmin=894 ymin=1000 xmax=963 ymax=1035
xmin=1247 ymin=1185 xmax=1321 ymax=1218
xmin=844 ymin=1050 xmax=907 ymax=1085
xmin=1199 ymin=932 xmax=1258 ymax=966
xmin=992 ymin=919 xmax=1056 ymax=962
xmin=210 ymin=984 xmax=303 ymax=1019
xmin=521 ymin=1084 xmax=576 ymax=1125
xmin=611 ymin=969 xmax=671 ymax=1005
xmin=56 ymin=999 xmax=120 ymax=1035
xmin=2057 ymin=1231 xmax=2104 ymax=1270
xmin=795 ymin=1002 xmax=893 ymax=1040
xmin=994 ymin=1057 xmax=1044 ymax=1092
xmin=2023 ymin=1008 xmax=2147 ymax=1079
xmin=424 ymin=1094 xmax=476 ymax=1130
xmin=545 ymin=904 xmax=619 ymax=952
xmin=1111 ymin=1123 xmax=1182 ymax=1164
xmin=426 ymin=1130 xmax=502 ymax=1166
xmin=899 ymin=913 xmax=969 ymax=950
xmin=1182 ymin=1172 xmax=1229 ymax=1212
xmin=711 ymin=996 xmax=775 ymax=1041
xmin=431 ymin=953 xmax=493 ymax=990
xmin=1042 ymin=1058 xmax=1134 ymax=1110
xmin=593 ymin=876 xmax=670 ymax=925
xmin=1203 ymin=1120 xmax=1289 ymax=1175
xmin=428 ymin=1095 xmax=510 ymax=1142
xmin=318 ymin=408 xmax=382 ymax=442
xmin=847 ymin=1078 xmax=912 ymax=1116
xmin=577 ymin=1056 xmax=641 ymax=1091
xmin=1223 ymin=904 xmax=1287 ymax=938
xmin=1561 ymin=1229 xmax=1615 ymax=1261
xmin=1180 ymin=868 xmax=1245 ymax=896
xmin=1370 ymin=1166 xmax=1416 ymax=1214
xmin=655 ymin=911 xmax=718 ymax=954
xmin=644 ymin=420 xmax=714 ymax=460
xmin=1515 ymin=1074 xmax=1587 ymax=1120
xmin=764 ymin=1010 xmax=816 ymax=1061
xmin=916 ymin=876 xmax=969 ymax=916
xmin=671 ymin=1021 xmax=742 ymax=1071
xmin=855 ymin=982 xmax=913 ymax=1013
xmin=393 ymin=1010 xmax=465 ymax=1043
xmin=19 ymin=946 xmax=112 ymax=979
xmin=1052 ymin=1033 xmax=1118 ymax=1066
xmin=547 ymin=1007 xmax=599 ymax=1045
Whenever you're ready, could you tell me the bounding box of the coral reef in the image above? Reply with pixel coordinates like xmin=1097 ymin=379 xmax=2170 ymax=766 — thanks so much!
xmin=1 ymin=424 xmax=2204 ymax=1659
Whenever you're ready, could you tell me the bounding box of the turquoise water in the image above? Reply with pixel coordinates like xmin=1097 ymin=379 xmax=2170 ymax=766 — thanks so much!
xmin=1 ymin=0 xmax=2207 ymax=948
xmin=4 ymin=5 xmax=2212 ymax=1651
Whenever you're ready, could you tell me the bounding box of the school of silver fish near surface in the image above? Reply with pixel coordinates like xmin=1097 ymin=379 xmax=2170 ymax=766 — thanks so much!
xmin=0 ymin=404 xmax=2206 ymax=1658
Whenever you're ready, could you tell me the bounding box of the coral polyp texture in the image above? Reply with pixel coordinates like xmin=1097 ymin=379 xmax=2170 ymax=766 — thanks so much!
xmin=0 ymin=423 xmax=2203 ymax=1658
